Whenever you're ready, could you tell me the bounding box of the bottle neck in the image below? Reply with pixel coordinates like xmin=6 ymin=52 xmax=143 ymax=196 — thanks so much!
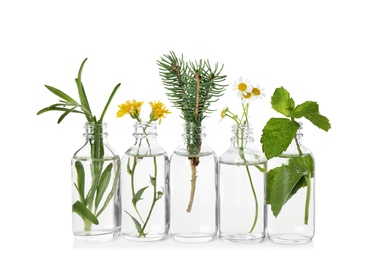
xmin=83 ymin=122 xmax=108 ymax=142
xmin=133 ymin=121 xmax=158 ymax=141
xmin=231 ymin=124 xmax=254 ymax=149
xmin=181 ymin=122 xmax=206 ymax=155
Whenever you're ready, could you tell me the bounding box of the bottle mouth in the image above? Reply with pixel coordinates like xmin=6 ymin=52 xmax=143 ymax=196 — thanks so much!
xmin=83 ymin=122 xmax=108 ymax=136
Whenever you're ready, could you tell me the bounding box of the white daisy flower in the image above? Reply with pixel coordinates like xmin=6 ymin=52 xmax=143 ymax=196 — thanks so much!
xmin=232 ymin=77 xmax=252 ymax=100
xmin=251 ymin=85 xmax=266 ymax=100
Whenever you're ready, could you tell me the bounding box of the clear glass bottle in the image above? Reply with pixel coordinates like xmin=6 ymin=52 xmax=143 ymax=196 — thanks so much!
xmin=121 ymin=122 xmax=169 ymax=241
xmin=71 ymin=122 xmax=121 ymax=242
xmin=266 ymin=124 xmax=315 ymax=244
xmin=169 ymin=123 xmax=218 ymax=243
xmin=219 ymin=124 xmax=267 ymax=243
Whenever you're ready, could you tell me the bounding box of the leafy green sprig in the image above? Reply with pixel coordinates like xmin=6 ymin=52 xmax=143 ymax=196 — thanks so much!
xmin=261 ymin=86 xmax=330 ymax=224
xmin=37 ymin=58 xmax=121 ymax=230
xmin=157 ymin=51 xmax=227 ymax=212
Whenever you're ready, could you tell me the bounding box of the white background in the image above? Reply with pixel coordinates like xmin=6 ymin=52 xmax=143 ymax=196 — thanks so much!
xmin=1 ymin=0 xmax=389 ymax=259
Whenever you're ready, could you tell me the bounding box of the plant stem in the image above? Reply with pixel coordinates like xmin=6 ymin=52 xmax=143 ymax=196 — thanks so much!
xmin=140 ymin=157 xmax=159 ymax=236
xmin=246 ymin=165 xmax=258 ymax=233
xmin=294 ymin=136 xmax=303 ymax=156
xmin=304 ymin=173 xmax=311 ymax=225
xmin=129 ymin=157 xmax=144 ymax=224
xmin=187 ymin=161 xmax=198 ymax=212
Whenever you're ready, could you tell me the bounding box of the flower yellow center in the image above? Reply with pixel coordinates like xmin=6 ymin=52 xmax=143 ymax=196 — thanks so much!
xmin=238 ymin=83 xmax=247 ymax=91
xmin=252 ymin=87 xmax=261 ymax=96
xmin=243 ymin=92 xmax=252 ymax=99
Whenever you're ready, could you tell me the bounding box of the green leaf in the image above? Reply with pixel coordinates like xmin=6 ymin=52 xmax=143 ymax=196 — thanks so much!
xmin=270 ymin=164 xmax=306 ymax=217
xmin=290 ymin=101 xmax=319 ymax=118
xmin=271 ymin=87 xmax=295 ymax=117
xmin=266 ymin=166 xmax=280 ymax=205
xmin=75 ymin=58 xmax=92 ymax=116
xmin=44 ymin=85 xmax=78 ymax=104
xmin=98 ymin=83 xmax=121 ymax=123
xmin=57 ymin=106 xmax=79 ymax=124
xmin=72 ymin=201 xmax=99 ymax=225
xmin=132 ymin=186 xmax=149 ymax=205
xmin=95 ymin=163 xmax=113 ymax=209
xmin=268 ymin=156 xmax=314 ymax=218
xmin=75 ymin=161 xmax=85 ymax=203
xmin=305 ymin=112 xmax=331 ymax=132
xmin=96 ymin=165 xmax=120 ymax=217
xmin=125 ymin=211 xmax=142 ymax=233
xmin=261 ymin=118 xmax=300 ymax=159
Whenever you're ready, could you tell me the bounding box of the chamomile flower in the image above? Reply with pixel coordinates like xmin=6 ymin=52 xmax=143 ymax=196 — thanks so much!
xmin=251 ymin=85 xmax=266 ymax=100
xmin=232 ymin=77 xmax=252 ymax=100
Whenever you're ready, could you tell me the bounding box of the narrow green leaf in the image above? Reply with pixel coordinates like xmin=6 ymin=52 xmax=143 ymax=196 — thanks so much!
xmin=96 ymin=165 xmax=120 ymax=217
xmin=75 ymin=58 xmax=92 ymax=116
xmin=44 ymin=85 xmax=78 ymax=104
xmin=261 ymin=118 xmax=300 ymax=159
xmin=98 ymin=83 xmax=121 ymax=123
xmin=290 ymin=101 xmax=319 ymax=118
xmin=270 ymin=164 xmax=306 ymax=217
xmin=57 ymin=106 xmax=79 ymax=124
xmin=132 ymin=186 xmax=149 ymax=205
xmin=305 ymin=112 xmax=331 ymax=132
xmin=37 ymin=106 xmax=84 ymax=115
xmin=271 ymin=87 xmax=295 ymax=117
xmin=125 ymin=211 xmax=142 ymax=233
xmin=72 ymin=201 xmax=99 ymax=225
xmin=95 ymin=163 xmax=113 ymax=209
xmin=75 ymin=161 xmax=85 ymax=203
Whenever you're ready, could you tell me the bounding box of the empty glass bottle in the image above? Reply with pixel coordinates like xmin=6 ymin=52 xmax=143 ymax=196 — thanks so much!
xmin=169 ymin=123 xmax=218 ymax=243
xmin=121 ymin=122 xmax=169 ymax=241
xmin=71 ymin=122 xmax=121 ymax=242
xmin=219 ymin=124 xmax=267 ymax=243
xmin=266 ymin=124 xmax=315 ymax=244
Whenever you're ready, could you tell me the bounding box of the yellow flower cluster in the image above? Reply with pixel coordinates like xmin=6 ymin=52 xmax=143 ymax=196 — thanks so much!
xmin=116 ymin=99 xmax=144 ymax=120
xmin=117 ymin=99 xmax=171 ymax=124
xmin=149 ymin=101 xmax=171 ymax=124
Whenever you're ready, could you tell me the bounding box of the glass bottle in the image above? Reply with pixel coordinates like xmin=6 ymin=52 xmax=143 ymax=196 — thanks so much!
xmin=219 ymin=124 xmax=267 ymax=243
xmin=121 ymin=122 xmax=169 ymax=241
xmin=71 ymin=122 xmax=121 ymax=242
xmin=266 ymin=123 xmax=315 ymax=244
xmin=169 ymin=123 xmax=218 ymax=242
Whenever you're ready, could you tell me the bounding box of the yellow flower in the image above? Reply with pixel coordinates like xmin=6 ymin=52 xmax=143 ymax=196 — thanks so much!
xmin=149 ymin=101 xmax=171 ymax=124
xmin=117 ymin=99 xmax=144 ymax=119
xmin=221 ymin=107 xmax=229 ymax=118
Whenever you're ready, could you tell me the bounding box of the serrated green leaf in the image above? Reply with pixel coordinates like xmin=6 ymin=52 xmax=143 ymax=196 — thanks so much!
xmin=266 ymin=166 xmax=280 ymax=204
xmin=75 ymin=161 xmax=85 ymax=203
xmin=271 ymin=87 xmax=295 ymax=117
xmin=95 ymin=163 xmax=113 ymax=209
xmin=304 ymin=112 xmax=331 ymax=132
xmin=261 ymin=118 xmax=300 ymax=159
xmin=270 ymin=164 xmax=306 ymax=217
xmin=72 ymin=201 xmax=99 ymax=225
xmin=291 ymin=101 xmax=319 ymax=118
xmin=132 ymin=186 xmax=149 ymax=206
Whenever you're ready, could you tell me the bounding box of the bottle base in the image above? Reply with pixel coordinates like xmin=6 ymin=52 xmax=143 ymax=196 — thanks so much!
xmin=171 ymin=233 xmax=215 ymax=243
xmin=268 ymin=233 xmax=312 ymax=244
xmin=122 ymin=232 xmax=167 ymax=242
xmin=74 ymin=229 xmax=120 ymax=242
xmin=220 ymin=233 xmax=265 ymax=243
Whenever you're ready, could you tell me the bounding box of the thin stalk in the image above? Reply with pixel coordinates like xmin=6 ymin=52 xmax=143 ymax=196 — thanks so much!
xmin=245 ymin=165 xmax=258 ymax=233
xmin=294 ymin=136 xmax=303 ymax=156
xmin=139 ymin=157 xmax=159 ymax=236
xmin=128 ymin=156 xmax=144 ymax=224
xmin=187 ymin=162 xmax=198 ymax=212
xmin=304 ymin=173 xmax=311 ymax=225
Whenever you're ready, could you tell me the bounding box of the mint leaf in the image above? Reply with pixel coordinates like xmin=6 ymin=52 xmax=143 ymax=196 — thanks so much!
xmin=271 ymin=87 xmax=295 ymax=117
xmin=305 ymin=112 xmax=331 ymax=131
xmin=291 ymin=101 xmax=319 ymax=118
xmin=261 ymin=118 xmax=300 ymax=159
xmin=266 ymin=167 xmax=280 ymax=205
xmin=270 ymin=164 xmax=306 ymax=217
